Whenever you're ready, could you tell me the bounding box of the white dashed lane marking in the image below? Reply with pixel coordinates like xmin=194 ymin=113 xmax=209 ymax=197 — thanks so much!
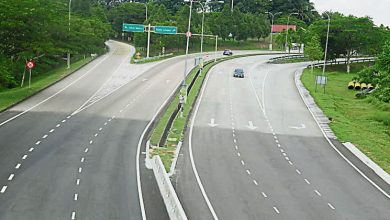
xmin=241 ymin=160 xmax=245 ymax=166
xmin=74 ymin=194 xmax=78 ymax=201
xmin=8 ymin=174 xmax=14 ymax=181
xmin=261 ymin=192 xmax=268 ymax=198
xmin=304 ymin=179 xmax=311 ymax=185
xmin=56 ymin=124 xmax=60 ymax=128
xmin=246 ymin=170 xmax=251 ymax=175
xmin=314 ymin=190 xmax=322 ymax=196
xmin=99 ymin=128 xmax=103 ymax=131
xmin=78 ymin=167 xmax=82 ymax=173
xmin=49 ymin=129 xmax=55 ymax=133
xmin=94 ymin=133 xmax=98 ymax=137
xmin=15 ymin=164 xmax=21 ymax=169
xmin=253 ymin=180 xmax=258 ymax=186
xmin=62 ymin=120 xmax=66 ymax=123
xmin=35 ymin=141 xmax=41 ymax=145
xmin=29 ymin=147 xmax=34 ymax=152
xmin=273 ymin=206 xmax=280 ymax=214
xmin=328 ymin=203 xmax=336 ymax=210
xmin=89 ymin=140 xmax=93 ymax=145
xmin=81 ymin=157 xmax=85 ymax=163
xmin=0 ymin=186 xmax=7 ymax=193
xmin=42 ymin=135 xmax=48 ymax=139
xmin=288 ymin=161 xmax=293 ymax=165
xmin=296 ymin=169 xmax=302 ymax=175
xmin=22 ymin=155 xmax=28 ymax=160
xmin=84 ymin=148 xmax=89 ymax=153
xmin=71 ymin=211 xmax=76 ymax=220
xmin=237 ymin=153 xmax=241 ymax=157
xmin=76 ymin=179 xmax=80 ymax=185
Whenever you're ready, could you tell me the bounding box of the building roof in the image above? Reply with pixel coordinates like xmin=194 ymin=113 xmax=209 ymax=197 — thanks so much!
xmin=272 ymin=25 xmax=297 ymax=33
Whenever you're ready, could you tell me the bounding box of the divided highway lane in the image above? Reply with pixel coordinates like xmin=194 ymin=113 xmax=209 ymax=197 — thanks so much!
xmin=176 ymin=56 xmax=390 ymax=220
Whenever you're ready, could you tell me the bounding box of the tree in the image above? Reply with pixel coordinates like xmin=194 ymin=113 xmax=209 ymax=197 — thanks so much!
xmin=310 ymin=14 xmax=380 ymax=73
xmin=305 ymin=35 xmax=323 ymax=70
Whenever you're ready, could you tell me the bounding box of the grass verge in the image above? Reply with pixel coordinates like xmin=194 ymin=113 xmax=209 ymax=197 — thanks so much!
xmin=301 ymin=64 xmax=390 ymax=173
xmin=0 ymin=57 xmax=94 ymax=112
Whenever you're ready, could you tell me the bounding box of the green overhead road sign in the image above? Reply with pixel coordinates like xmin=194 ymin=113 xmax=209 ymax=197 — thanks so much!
xmin=123 ymin=24 xmax=145 ymax=32
xmin=155 ymin=26 xmax=177 ymax=35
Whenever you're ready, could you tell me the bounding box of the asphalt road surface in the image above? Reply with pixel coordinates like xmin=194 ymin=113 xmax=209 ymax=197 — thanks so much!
xmin=0 ymin=39 xmax=278 ymax=220
xmin=176 ymin=56 xmax=390 ymax=220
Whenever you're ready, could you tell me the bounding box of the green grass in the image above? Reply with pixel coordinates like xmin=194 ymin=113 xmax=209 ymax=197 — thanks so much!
xmin=0 ymin=57 xmax=93 ymax=112
xmin=301 ymin=64 xmax=390 ymax=173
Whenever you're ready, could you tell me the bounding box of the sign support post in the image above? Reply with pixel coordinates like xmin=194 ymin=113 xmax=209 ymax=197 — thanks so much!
xmin=147 ymin=24 xmax=151 ymax=58
xmin=215 ymin=35 xmax=218 ymax=62
xmin=29 ymin=69 xmax=32 ymax=88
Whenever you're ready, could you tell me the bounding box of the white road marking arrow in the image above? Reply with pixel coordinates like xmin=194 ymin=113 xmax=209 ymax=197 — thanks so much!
xmin=289 ymin=124 xmax=306 ymax=130
xmin=208 ymin=118 xmax=218 ymax=127
xmin=247 ymin=121 xmax=257 ymax=130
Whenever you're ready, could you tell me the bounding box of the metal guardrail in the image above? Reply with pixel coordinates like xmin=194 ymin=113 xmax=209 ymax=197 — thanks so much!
xmin=310 ymin=57 xmax=377 ymax=68
xmin=269 ymin=54 xmax=304 ymax=61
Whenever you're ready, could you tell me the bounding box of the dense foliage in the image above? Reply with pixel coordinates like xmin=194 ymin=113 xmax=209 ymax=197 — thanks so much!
xmin=0 ymin=0 xmax=110 ymax=89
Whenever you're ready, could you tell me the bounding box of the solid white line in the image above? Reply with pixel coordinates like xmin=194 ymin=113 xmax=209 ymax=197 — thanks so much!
xmin=76 ymin=179 xmax=80 ymax=185
xmin=261 ymin=192 xmax=268 ymax=198
xmin=29 ymin=147 xmax=34 ymax=152
xmin=273 ymin=206 xmax=280 ymax=214
xmin=22 ymin=155 xmax=28 ymax=160
xmin=304 ymin=179 xmax=311 ymax=185
xmin=314 ymin=190 xmax=322 ymax=196
xmin=188 ymin=65 xmax=220 ymax=220
xmin=49 ymin=129 xmax=55 ymax=133
xmin=328 ymin=203 xmax=336 ymax=210
xmin=42 ymin=135 xmax=48 ymax=139
xmin=248 ymin=64 xmax=267 ymax=115
xmin=74 ymin=194 xmax=78 ymax=201
xmin=296 ymin=169 xmax=302 ymax=175
xmin=35 ymin=141 xmax=41 ymax=145
xmin=246 ymin=170 xmax=251 ymax=175
xmin=294 ymin=69 xmax=390 ymax=199
xmin=8 ymin=174 xmax=14 ymax=181
xmin=71 ymin=211 xmax=76 ymax=220
xmin=78 ymin=167 xmax=82 ymax=173
xmin=0 ymin=50 xmax=114 ymax=128
xmin=253 ymin=180 xmax=258 ymax=186
xmin=1 ymin=186 xmax=7 ymax=193
xmin=15 ymin=164 xmax=21 ymax=169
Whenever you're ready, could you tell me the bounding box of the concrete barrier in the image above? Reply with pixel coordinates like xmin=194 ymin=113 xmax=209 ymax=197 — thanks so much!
xmin=152 ymin=155 xmax=188 ymax=220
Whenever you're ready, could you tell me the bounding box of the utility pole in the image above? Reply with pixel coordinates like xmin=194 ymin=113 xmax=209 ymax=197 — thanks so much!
xmin=67 ymin=0 xmax=72 ymax=69
xmin=182 ymin=0 xmax=194 ymax=103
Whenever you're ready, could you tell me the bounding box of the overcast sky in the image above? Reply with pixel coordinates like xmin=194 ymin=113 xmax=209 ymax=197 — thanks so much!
xmin=311 ymin=0 xmax=390 ymax=27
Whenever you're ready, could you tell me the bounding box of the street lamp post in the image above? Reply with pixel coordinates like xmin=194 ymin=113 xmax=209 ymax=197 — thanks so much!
xmin=265 ymin=12 xmax=282 ymax=51
xmin=67 ymin=0 xmax=72 ymax=69
xmin=182 ymin=0 xmax=194 ymax=103
xmin=322 ymin=12 xmax=331 ymax=77
xmin=285 ymin=12 xmax=299 ymax=54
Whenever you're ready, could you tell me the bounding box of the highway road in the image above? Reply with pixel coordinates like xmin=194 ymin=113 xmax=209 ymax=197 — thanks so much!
xmin=175 ymin=56 xmax=390 ymax=219
xmin=0 ymin=39 xmax=278 ymax=220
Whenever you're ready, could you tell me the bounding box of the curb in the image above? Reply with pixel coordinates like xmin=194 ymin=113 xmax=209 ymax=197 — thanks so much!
xmin=343 ymin=142 xmax=390 ymax=185
xmin=294 ymin=68 xmax=390 ymax=198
